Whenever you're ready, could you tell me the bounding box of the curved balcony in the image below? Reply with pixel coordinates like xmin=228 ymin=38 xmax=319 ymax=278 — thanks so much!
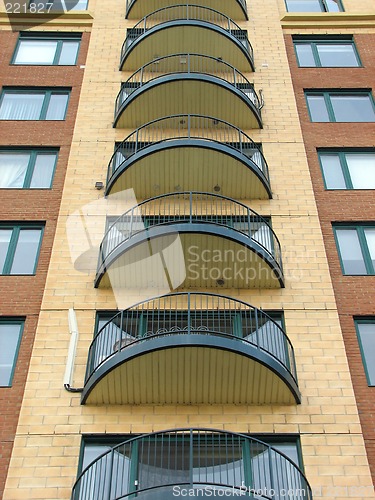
xmin=114 ymin=54 xmax=262 ymax=129
xmin=126 ymin=0 xmax=248 ymax=20
xmin=95 ymin=191 xmax=283 ymax=290
xmin=82 ymin=293 xmax=299 ymax=405
xmin=121 ymin=5 xmax=253 ymax=71
xmin=72 ymin=429 xmax=312 ymax=499
xmin=107 ymin=114 xmax=271 ymax=200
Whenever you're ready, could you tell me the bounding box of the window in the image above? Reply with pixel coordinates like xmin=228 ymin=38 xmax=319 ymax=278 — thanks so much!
xmin=0 ymin=319 xmax=24 ymax=386
xmin=0 ymin=89 xmax=70 ymax=120
xmin=0 ymin=225 xmax=44 ymax=275
xmin=285 ymin=0 xmax=343 ymax=12
xmin=77 ymin=433 xmax=304 ymax=499
xmin=0 ymin=149 xmax=58 ymax=189
xmin=319 ymin=150 xmax=375 ymax=189
xmin=355 ymin=319 xmax=375 ymax=386
xmin=28 ymin=0 xmax=88 ymax=11
xmin=294 ymin=38 xmax=360 ymax=67
xmin=334 ymin=225 xmax=375 ymax=275
xmin=306 ymin=91 xmax=375 ymax=122
xmin=13 ymin=34 xmax=81 ymax=65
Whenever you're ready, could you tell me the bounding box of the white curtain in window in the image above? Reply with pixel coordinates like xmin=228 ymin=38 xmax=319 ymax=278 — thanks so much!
xmin=0 ymin=93 xmax=44 ymax=120
xmin=346 ymin=154 xmax=375 ymax=189
xmin=30 ymin=154 xmax=55 ymax=188
xmin=15 ymin=41 xmax=57 ymax=64
xmin=45 ymin=94 xmax=68 ymax=120
xmin=0 ymin=153 xmax=29 ymax=188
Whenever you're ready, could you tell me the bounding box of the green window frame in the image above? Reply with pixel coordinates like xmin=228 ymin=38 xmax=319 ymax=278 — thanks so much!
xmin=0 ymin=318 xmax=24 ymax=387
xmin=0 ymin=148 xmax=58 ymax=189
xmin=0 ymin=224 xmax=44 ymax=275
xmin=333 ymin=224 xmax=375 ymax=275
xmin=285 ymin=0 xmax=343 ymax=12
xmin=355 ymin=318 xmax=375 ymax=386
xmin=77 ymin=433 xmax=304 ymax=489
xmin=318 ymin=149 xmax=375 ymax=190
xmin=305 ymin=90 xmax=375 ymax=122
xmin=12 ymin=33 xmax=81 ymax=66
xmin=0 ymin=88 xmax=71 ymax=121
xmin=293 ymin=37 xmax=360 ymax=67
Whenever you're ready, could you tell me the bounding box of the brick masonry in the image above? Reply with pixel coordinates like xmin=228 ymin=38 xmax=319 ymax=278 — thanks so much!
xmin=0 ymin=29 xmax=90 ymax=498
xmin=284 ymin=31 xmax=375 ymax=485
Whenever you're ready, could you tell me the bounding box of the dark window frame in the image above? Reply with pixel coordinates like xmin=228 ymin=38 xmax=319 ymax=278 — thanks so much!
xmin=0 ymin=87 xmax=71 ymax=121
xmin=305 ymin=90 xmax=375 ymax=122
xmin=333 ymin=223 xmax=375 ymax=275
xmin=0 ymin=223 xmax=44 ymax=275
xmin=318 ymin=148 xmax=375 ymax=190
xmin=0 ymin=318 xmax=24 ymax=387
xmin=354 ymin=318 xmax=375 ymax=386
xmin=293 ymin=36 xmax=360 ymax=67
xmin=0 ymin=147 xmax=59 ymax=189
xmin=12 ymin=32 xmax=81 ymax=66
xmin=285 ymin=0 xmax=344 ymax=12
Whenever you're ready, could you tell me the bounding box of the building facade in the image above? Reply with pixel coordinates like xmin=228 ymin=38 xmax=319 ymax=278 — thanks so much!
xmin=0 ymin=0 xmax=374 ymax=499
xmin=283 ymin=1 xmax=375 ymax=484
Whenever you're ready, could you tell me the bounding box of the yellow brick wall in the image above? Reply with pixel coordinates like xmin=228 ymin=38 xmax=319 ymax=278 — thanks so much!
xmin=2 ymin=0 xmax=375 ymax=498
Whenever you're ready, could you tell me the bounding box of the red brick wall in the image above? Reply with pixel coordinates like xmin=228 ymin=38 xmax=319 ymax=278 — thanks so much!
xmin=0 ymin=30 xmax=90 ymax=498
xmin=284 ymin=33 xmax=375 ymax=485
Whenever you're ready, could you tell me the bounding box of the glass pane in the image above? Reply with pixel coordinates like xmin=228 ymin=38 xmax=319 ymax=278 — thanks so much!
xmin=317 ymin=44 xmax=358 ymax=67
xmin=320 ymin=154 xmax=346 ymax=189
xmin=357 ymin=323 xmax=375 ymax=384
xmin=30 ymin=153 xmax=56 ymax=188
xmin=346 ymin=153 xmax=375 ymax=189
xmin=325 ymin=0 xmax=341 ymax=11
xmin=336 ymin=229 xmax=367 ymax=274
xmin=307 ymin=95 xmax=330 ymax=122
xmin=295 ymin=44 xmax=316 ymax=67
xmin=15 ymin=40 xmax=57 ymax=64
xmin=45 ymin=93 xmax=69 ymax=120
xmin=0 ymin=323 xmax=22 ymax=386
xmin=331 ymin=95 xmax=375 ymax=122
xmin=0 ymin=152 xmax=29 ymax=188
xmin=58 ymin=41 xmax=79 ymax=65
xmin=0 ymin=230 xmax=12 ymax=273
xmin=364 ymin=228 xmax=375 ymax=271
xmin=10 ymin=229 xmax=42 ymax=274
xmin=0 ymin=93 xmax=44 ymax=120
xmin=286 ymin=0 xmax=322 ymax=11
xmin=70 ymin=0 xmax=88 ymax=10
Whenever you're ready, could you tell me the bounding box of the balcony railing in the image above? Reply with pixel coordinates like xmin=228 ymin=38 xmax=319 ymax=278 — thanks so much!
xmin=114 ymin=53 xmax=260 ymax=120
xmin=85 ymin=292 xmax=297 ymax=388
xmin=121 ymin=4 xmax=253 ymax=66
xmin=97 ymin=191 xmax=282 ymax=274
xmin=72 ymin=428 xmax=313 ymax=500
xmin=125 ymin=0 xmax=249 ymax=18
xmin=107 ymin=114 xmax=269 ymax=186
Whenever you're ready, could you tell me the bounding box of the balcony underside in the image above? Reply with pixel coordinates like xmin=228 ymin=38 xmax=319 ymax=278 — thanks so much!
xmin=114 ymin=76 xmax=262 ymax=130
xmin=95 ymin=225 xmax=284 ymax=290
xmin=106 ymin=141 xmax=271 ymax=200
xmin=122 ymin=24 xmax=253 ymax=72
xmin=82 ymin=336 xmax=300 ymax=405
xmin=126 ymin=0 xmax=248 ymax=20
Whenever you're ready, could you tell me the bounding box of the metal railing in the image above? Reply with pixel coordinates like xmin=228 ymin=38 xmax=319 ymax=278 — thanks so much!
xmin=72 ymin=428 xmax=312 ymax=499
xmin=97 ymin=191 xmax=282 ymax=273
xmin=107 ymin=114 xmax=269 ymax=185
xmin=115 ymin=53 xmax=260 ymax=118
xmin=121 ymin=5 xmax=253 ymax=63
xmin=125 ymin=0 xmax=249 ymax=18
xmin=85 ymin=292 xmax=296 ymax=386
